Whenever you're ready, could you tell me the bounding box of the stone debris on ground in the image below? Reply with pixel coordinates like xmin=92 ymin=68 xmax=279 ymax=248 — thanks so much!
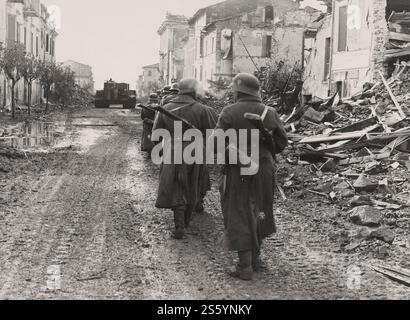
xmin=278 ymin=65 xmax=410 ymax=255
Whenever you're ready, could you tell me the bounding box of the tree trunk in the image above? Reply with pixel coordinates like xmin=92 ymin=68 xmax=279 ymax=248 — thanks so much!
xmin=45 ymin=86 xmax=49 ymax=114
xmin=28 ymin=82 xmax=31 ymax=116
xmin=11 ymin=81 xmax=16 ymax=119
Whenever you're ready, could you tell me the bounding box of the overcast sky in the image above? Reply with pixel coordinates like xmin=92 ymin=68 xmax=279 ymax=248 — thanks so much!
xmin=43 ymin=0 xmax=325 ymax=89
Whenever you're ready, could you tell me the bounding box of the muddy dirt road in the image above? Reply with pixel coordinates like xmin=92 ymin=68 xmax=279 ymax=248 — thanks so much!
xmin=0 ymin=107 xmax=409 ymax=300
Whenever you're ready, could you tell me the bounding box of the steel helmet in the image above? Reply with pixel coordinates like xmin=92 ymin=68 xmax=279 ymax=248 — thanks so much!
xmin=179 ymin=78 xmax=199 ymax=95
xmin=162 ymin=85 xmax=171 ymax=93
xmin=170 ymin=83 xmax=180 ymax=93
xmin=149 ymin=93 xmax=158 ymax=100
xmin=232 ymin=73 xmax=261 ymax=98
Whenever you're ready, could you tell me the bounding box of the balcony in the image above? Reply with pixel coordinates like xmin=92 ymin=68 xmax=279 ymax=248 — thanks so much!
xmin=24 ymin=6 xmax=40 ymax=18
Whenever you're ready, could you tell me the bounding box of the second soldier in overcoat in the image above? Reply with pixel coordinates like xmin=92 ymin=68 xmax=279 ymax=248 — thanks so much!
xmin=152 ymin=78 xmax=217 ymax=239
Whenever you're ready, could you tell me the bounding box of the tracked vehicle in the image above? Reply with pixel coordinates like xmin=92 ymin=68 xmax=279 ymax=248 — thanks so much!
xmin=95 ymin=79 xmax=137 ymax=109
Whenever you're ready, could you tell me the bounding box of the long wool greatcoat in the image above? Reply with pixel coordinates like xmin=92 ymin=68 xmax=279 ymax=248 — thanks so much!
xmin=216 ymin=97 xmax=288 ymax=253
xmin=141 ymin=105 xmax=157 ymax=152
xmin=153 ymin=94 xmax=217 ymax=213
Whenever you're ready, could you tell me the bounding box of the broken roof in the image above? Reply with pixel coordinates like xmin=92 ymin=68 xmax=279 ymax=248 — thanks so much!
xmin=188 ymin=0 xmax=264 ymax=25
xmin=158 ymin=13 xmax=189 ymax=35
xmin=201 ymin=13 xmax=244 ymax=33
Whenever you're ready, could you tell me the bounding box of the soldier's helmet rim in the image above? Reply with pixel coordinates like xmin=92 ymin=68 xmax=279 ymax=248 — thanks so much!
xmin=232 ymin=73 xmax=261 ymax=98
xmin=170 ymin=83 xmax=180 ymax=92
xmin=178 ymin=78 xmax=200 ymax=94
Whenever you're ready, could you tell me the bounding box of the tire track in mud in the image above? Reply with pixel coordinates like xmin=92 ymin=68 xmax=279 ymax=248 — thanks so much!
xmin=0 ymin=109 xmax=146 ymax=299
xmin=0 ymin=141 xmax=112 ymax=298
xmin=0 ymin=170 xmax=69 ymax=298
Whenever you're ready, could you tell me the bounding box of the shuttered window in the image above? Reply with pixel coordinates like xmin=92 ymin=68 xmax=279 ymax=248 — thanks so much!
xmin=265 ymin=5 xmax=274 ymax=22
xmin=324 ymin=37 xmax=331 ymax=80
xmin=262 ymin=35 xmax=272 ymax=58
xmin=31 ymin=32 xmax=34 ymax=53
xmin=16 ymin=23 xmax=21 ymax=43
xmin=7 ymin=15 xmax=16 ymax=44
xmin=338 ymin=6 xmax=348 ymax=52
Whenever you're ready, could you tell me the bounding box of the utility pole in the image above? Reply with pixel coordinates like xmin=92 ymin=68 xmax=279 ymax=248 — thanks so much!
xmin=238 ymin=33 xmax=260 ymax=74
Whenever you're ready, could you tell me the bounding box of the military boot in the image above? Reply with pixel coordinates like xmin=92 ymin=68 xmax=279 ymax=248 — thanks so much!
xmin=229 ymin=251 xmax=253 ymax=281
xmin=195 ymin=196 xmax=206 ymax=214
xmin=195 ymin=201 xmax=204 ymax=214
xmin=173 ymin=209 xmax=186 ymax=240
xmin=252 ymin=251 xmax=262 ymax=272
xmin=184 ymin=206 xmax=194 ymax=228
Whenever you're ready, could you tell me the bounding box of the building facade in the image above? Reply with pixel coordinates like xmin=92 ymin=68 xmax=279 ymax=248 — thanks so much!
xmin=186 ymin=0 xmax=321 ymax=90
xmin=136 ymin=75 xmax=144 ymax=99
xmin=303 ymin=0 xmax=410 ymax=100
xmin=137 ymin=63 xmax=161 ymax=98
xmin=0 ymin=0 xmax=57 ymax=109
xmin=62 ymin=60 xmax=95 ymax=94
xmin=158 ymin=13 xmax=189 ymax=85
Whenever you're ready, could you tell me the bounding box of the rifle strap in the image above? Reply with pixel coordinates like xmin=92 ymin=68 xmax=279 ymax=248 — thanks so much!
xmin=261 ymin=105 xmax=270 ymax=121
xmin=169 ymin=102 xmax=196 ymax=113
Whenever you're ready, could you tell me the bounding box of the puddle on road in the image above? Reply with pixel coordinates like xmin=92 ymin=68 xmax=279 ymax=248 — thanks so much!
xmin=1 ymin=121 xmax=56 ymax=151
xmin=1 ymin=110 xmax=123 ymax=153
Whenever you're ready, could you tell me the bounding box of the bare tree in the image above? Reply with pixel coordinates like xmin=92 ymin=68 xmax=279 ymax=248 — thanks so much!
xmin=38 ymin=60 xmax=60 ymax=113
xmin=53 ymin=67 xmax=76 ymax=108
xmin=0 ymin=43 xmax=27 ymax=118
xmin=21 ymin=54 xmax=41 ymax=116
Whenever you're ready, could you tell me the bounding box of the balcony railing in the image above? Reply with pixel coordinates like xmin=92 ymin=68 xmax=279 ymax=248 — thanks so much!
xmin=24 ymin=6 xmax=40 ymax=18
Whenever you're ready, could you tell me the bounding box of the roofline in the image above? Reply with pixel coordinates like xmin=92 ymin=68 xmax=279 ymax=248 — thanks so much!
xmin=142 ymin=63 xmax=160 ymax=69
xmin=188 ymin=0 xmax=226 ymax=25
xmin=62 ymin=60 xmax=92 ymax=68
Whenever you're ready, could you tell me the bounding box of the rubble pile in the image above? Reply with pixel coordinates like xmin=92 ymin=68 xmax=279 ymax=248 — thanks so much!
xmin=386 ymin=11 xmax=410 ymax=61
xmin=204 ymin=61 xmax=304 ymax=115
xmin=277 ymin=64 xmax=410 ymax=253
xmin=201 ymin=91 xmax=234 ymax=115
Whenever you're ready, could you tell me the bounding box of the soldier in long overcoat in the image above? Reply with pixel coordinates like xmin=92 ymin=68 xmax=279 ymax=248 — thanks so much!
xmin=215 ymin=73 xmax=288 ymax=280
xmin=153 ymin=78 xmax=217 ymax=239
xmin=161 ymin=83 xmax=179 ymax=106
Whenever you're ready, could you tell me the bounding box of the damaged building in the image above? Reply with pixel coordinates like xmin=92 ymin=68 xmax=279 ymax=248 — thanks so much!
xmin=157 ymin=13 xmax=189 ymax=85
xmin=183 ymin=0 xmax=322 ymax=90
xmin=303 ymin=0 xmax=410 ymax=100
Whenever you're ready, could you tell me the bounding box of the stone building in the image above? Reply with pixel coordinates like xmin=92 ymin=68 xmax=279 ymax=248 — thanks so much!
xmin=303 ymin=0 xmax=410 ymax=100
xmin=137 ymin=63 xmax=161 ymax=98
xmin=62 ymin=60 xmax=95 ymax=94
xmin=157 ymin=13 xmax=189 ymax=85
xmin=136 ymin=75 xmax=144 ymax=99
xmin=0 ymin=0 xmax=57 ymax=109
xmin=185 ymin=0 xmax=321 ymax=90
